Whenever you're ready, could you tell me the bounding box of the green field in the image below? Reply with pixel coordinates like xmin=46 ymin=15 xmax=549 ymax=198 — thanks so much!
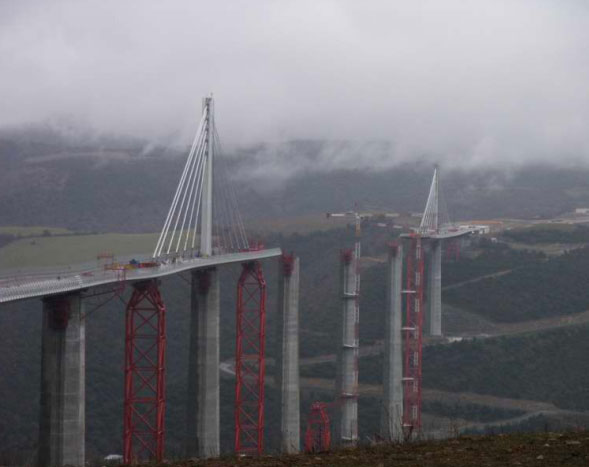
xmin=0 ymin=225 xmax=73 ymax=237
xmin=501 ymin=222 xmax=589 ymax=247
xmin=0 ymin=232 xmax=160 ymax=269
xmin=518 ymin=222 xmax=578 ymax=232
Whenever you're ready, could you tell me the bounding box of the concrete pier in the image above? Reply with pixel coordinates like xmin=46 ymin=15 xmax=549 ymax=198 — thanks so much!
xmin=38 ymin=293 xmax=85 ymax=467
xmin=186 ymin=268 xmax=220 ymax=458
xmin=335 ymin=250 xmax=358 ymax=445
xmin=276 ymin=254 xmax=300 ymax=453
xmin=426 ymin=240 xmax=442 ymax=336
xmin=381 ymin=244 xmax=404 ymax=441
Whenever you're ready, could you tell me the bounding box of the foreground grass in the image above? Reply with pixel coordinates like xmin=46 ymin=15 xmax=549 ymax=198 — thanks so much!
xmin=134 ymin=432 xmax=589 ymax=467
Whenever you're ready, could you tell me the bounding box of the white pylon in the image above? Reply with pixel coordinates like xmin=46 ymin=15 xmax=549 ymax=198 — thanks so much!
xmin=419 ymin=166 xmax=439 ymax=234
xmin=153 ymin=96 xmax=215 ymax=259
xmin=200 ymin=96 xmax=214 ymax=257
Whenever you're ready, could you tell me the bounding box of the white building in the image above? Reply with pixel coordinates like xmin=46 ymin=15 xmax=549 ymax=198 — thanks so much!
xmin=458 ymin=224 xmax=491 ymax=234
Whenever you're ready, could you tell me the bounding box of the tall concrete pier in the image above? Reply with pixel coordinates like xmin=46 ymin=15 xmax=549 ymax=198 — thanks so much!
xmin=186 ymin=268 xmax=220 ymax=458
xmin=276 ymin=254 xmax=300 ymax=453
xmin=38 ymin=293 xmax=85 ymax=467
xmin=336 ymin=250 xmax=359 ymax=445
xmin=426 ymin=240 xmax=442 ymax=336
xmin=381 ymin=244 xmax=404 ymax=441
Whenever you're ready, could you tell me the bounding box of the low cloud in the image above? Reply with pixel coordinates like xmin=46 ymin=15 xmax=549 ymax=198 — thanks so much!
xmin=2 ymin=0 xmax=589 ymax=170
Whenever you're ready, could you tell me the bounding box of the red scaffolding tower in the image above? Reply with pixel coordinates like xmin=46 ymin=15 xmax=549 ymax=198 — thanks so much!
xmin=123 ymin=280 xmax=166 ymax=464
xmin=402 ymin=235 xmax=425 ymax=436
xmin=445 ymin=238 xmax=460 ymax=261
xmin=234 ymin=261 xmax=267 ymax=455
xmin=304 ymin=402 xmax=332 ymax=453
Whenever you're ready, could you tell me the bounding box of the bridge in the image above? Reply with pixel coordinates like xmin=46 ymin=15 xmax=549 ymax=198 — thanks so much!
xmin=0 ymin=96 xmax=299 ymax=466
xmin=305 ymin=166 xmax=479 ymax=449
xmin=0 ymin=249 xmax=281 ymax=304
xmin=390 ymin=166 xmax=478 ymax=441
xmin=401 ymin=166 xmax=478 ymax=335
xmin=0 ymin=98 xmax=480 ymax=465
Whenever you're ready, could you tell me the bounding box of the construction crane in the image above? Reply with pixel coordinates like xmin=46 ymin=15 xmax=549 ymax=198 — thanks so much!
xmin=326 ymin=208 xmax=399 ymax=259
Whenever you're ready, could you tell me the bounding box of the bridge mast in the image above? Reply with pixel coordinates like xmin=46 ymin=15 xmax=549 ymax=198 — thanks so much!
xmin=423 ymin=166 xmax=442 ymax=336
xmin=200 ymin=96 xmax=214 ymax=256
xmin=401 ymin=166 xmax=445 ymax=438
xmin=419 ymin=165 xmax=439 ymax=234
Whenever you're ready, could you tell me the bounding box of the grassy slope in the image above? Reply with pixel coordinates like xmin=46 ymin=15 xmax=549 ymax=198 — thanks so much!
xmin=134 ymin=432 xmax=589 ymax=467
xmin=0 ymin=226 xmax=72 ymax=236
xmin=0 ymin=232 xmax=159 ymax=269
xmin=444 ymin=246 xmax=589 ymax=322
xmin=502 ymin=223 xmax=589 ymax=244
xmin=0 ymin=213 xmax=354 ymax=270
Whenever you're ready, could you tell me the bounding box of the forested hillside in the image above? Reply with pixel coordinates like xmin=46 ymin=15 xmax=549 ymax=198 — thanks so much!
xmin=444 ymin=246 xmax=589 ymax=322
xmin=5 ymin=126 xmax=589 ymax=233
xmin=303 ymin=324 xmax=589 ymax=416
xmin=501 ymin=223 xmax=589 ymax=245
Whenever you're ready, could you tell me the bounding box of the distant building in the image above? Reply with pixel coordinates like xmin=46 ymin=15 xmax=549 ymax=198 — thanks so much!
xmin=458 ymin=224 xmax=491 ymax=234
xmin=575 ymin=208 xmax=589 ymax=215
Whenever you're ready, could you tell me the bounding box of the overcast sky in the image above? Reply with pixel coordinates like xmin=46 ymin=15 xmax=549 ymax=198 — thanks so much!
xmin=1 ymin=0 xmax=589 ymax=168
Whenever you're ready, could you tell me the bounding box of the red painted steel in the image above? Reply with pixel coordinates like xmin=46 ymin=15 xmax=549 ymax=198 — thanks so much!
xmin=46 ymin=296 xmax=71 ymax=330
xmin=123 ymin=280 xmax=166 ymax=464
xmin=281 ymin=252 xmax=295 ymax=276
xmin=234 ymin=261 xmax=267 ymax=455
xmin=402 ymin=235 xmax=425 ymax=436
xmin=304 ymin=402 xmax=331 ymax=453
xmin=444 ymin=238 xmax=460 ymax=261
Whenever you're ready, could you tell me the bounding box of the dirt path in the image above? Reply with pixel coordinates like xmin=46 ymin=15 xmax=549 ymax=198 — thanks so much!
xmin=300 ymin=378 xmax=558 ymax=413
xmin=486 ymin=309 xmax=589 ymax=337
xmin=442 ymin=269 xmax=514 ymax=291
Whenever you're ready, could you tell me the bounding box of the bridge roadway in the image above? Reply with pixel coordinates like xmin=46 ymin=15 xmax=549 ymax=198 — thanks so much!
xmin=0 ymin=248 xmax=282 ymax=304
xmin=400 ymin=226 xmax=478 ymax=240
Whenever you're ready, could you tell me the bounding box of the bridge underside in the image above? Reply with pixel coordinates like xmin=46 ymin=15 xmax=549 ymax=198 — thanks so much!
xmin=28 ymin=249 xmax=301 ymax=465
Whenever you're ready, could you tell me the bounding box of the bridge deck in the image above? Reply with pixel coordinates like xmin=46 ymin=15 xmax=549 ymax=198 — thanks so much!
xmin=400 ymin=228 xmax=477 ymax=240
xmin=0 ymin=248 xmax=282 ymax=304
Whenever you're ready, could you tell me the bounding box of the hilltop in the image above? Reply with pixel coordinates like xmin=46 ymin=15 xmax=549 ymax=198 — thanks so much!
xmin=4 ymin=125 xmax=589 ymax=233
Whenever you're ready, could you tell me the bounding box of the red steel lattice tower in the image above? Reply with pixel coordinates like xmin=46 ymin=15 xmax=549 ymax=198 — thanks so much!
xmin=235 ymin=261 xmax=267 ymax=455
xmin=304 ymin=402 xmax=332 ymax=453
xmin=124 ymin=280 xmax=166 ymax=464
xmin=402 ymin=235 xmax=425 ymax=435
xmin=445 ymin=238 xmax=460 ymax=261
